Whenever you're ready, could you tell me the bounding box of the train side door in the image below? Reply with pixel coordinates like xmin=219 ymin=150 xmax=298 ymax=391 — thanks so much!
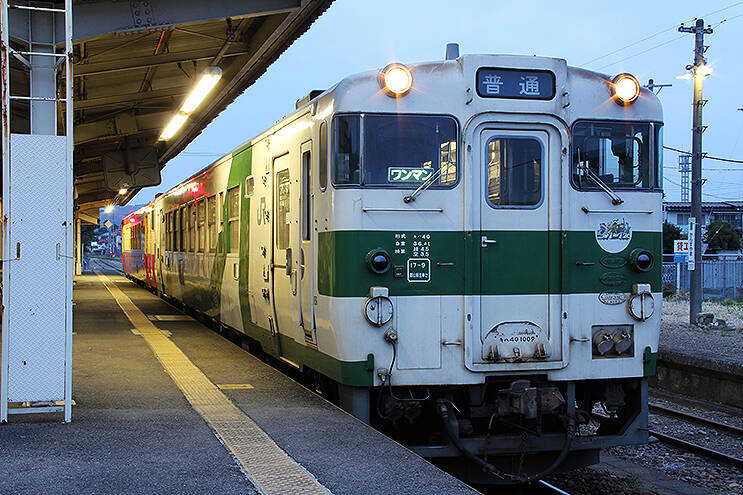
xmin=298 ymin=141 xmax=316 ymax=345
xmin=470 ymin=124 xmax=563 ymax=371
xmin=271 ymin=153 xmax=300 ymax=355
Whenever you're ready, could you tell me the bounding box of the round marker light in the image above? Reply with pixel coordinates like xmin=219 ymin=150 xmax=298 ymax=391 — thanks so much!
xmin=366 ymin=248 xmax=391 ymax=274
xmin=612 ymin=73 xmax=640 ymax=104
xmin=629 ymin=249 xmax=654 ymax=272
xmin=380 ymin=64 xmax=413 ymax=97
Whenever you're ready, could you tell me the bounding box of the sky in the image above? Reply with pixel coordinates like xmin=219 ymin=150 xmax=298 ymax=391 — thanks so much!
xmin=130 ymin=0 xmax=743 ymax=206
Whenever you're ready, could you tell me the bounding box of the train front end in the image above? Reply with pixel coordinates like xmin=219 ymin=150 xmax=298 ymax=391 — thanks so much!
xmin=322 ymin=53 xmax=663 ymax=480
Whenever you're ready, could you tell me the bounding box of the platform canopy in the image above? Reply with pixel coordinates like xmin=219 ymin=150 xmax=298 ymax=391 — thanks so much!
xmin=5 ymin=0 xmax=332 ymax=223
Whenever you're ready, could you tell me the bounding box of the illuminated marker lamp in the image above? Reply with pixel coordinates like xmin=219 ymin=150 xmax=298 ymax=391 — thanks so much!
xmin=379 ymin=63 xmax=413 ymax=97
xmin=611 ymin=73 xmax=640 ymax=105
xmin=160 ymin=66 xmax=222 ymax=140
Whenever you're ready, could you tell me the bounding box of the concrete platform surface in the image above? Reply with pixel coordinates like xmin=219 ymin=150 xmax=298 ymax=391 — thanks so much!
xmin=0 ymin=265 xmax=479 ymax=495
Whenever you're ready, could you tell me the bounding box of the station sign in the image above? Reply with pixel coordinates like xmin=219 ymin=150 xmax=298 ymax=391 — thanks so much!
xmin=476 ymin=68 xmax=555 ymax=100
xmin=688 ymin=218 xmax=696 ymax=271
xmin=673 ymin=239 xmax=689 ymax=264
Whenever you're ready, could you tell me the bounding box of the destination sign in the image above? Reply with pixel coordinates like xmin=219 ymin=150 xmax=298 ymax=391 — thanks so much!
xmin=476 ymin=68 xmax=555 ymax=100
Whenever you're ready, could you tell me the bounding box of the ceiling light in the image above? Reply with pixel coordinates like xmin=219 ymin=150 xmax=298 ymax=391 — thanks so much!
xmin=160 ymin=112 xmax=188 ymax=140
xmin=180 ymin=66 xmax=222 ymax=114
xmin=118 ymin=188 xmax=128 ymax=195
xmin=104 ymin=205 xmax=114 ymax=213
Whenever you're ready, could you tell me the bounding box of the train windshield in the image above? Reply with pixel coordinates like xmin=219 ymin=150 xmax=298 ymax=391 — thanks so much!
xmin=572 ymin=121 xmax=660 ymax=190
xmin=332 ymin=114 xmax=458 ymax=187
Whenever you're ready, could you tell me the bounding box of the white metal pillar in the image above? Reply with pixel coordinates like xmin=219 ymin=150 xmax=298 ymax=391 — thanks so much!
xmin=1 ymin=0 xmax=73 ymax=423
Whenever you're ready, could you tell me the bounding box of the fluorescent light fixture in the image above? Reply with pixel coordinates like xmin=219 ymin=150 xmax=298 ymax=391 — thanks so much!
xmin=160 ymin=112 xmax=188 ymax=140
xmin=180 ymin=66 xmax=222 ymax=114
xmin=104 ymin=205 xmax=114 ymax=213
xmin=118 ymin=188 xmax=128 ymax=195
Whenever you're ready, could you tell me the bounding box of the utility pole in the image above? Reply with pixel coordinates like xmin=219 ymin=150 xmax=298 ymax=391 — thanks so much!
xmin=679 ymin=19 xmax=713 ymax=325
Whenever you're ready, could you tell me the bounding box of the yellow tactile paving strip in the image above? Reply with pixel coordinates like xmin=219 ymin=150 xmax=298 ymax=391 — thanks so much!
xmin=97 ymin=273 xmax=330 ymax=495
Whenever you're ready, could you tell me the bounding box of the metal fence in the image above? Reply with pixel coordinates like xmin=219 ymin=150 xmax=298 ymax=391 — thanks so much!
xmin=662 ymin=260 xmax=743 ymax=300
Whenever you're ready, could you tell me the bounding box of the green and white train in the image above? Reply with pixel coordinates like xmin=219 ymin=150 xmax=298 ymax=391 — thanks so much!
xmin=123 ymin=48 xmax=663 ymax=482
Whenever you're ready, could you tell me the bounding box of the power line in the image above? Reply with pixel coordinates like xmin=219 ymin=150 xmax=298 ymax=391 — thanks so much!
xmin=585 ymin=2 xmax=743 ymax=70
xmin=664 ymin=145 xmax=743 ymax=164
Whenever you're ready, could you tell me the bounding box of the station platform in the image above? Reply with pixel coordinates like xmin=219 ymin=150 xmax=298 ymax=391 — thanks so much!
xmin=0 ymin=260 xmax=478 ymax=495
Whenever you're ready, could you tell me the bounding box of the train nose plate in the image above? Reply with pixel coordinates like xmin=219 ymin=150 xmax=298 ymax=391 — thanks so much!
xmin=482 ymin=321 xmax=551 ymax=362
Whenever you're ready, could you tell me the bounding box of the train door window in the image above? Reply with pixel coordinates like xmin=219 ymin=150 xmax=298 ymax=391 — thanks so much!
xmin=171 ymin=212 xmax=177 ymax=252
xmin=301 ymin=151 xmax=311 ymax=241
xmin=190 ymin=204 xmax=197 ymax=252
xmin=486 ymin=137 xmax=542 ymax=207
xmin=179 ymin=207 xmax=186 ymax=251
xmin=219 ymin=191 xmax=225 ymax=253
xmin=319 ymin=121 xmax=328 ymax=191
xmin=332 ymin=115 xmax=360 ymax=185
xmin=165 ymin=213 xmax=171 ymax=251
xmin=276 ymin=169 xmax=290 ymax=249
xmin=197 ymin=200 xmax=206 ymax=252
xmin=228 ymin=186 xmax=240 ymax=253
xmin=207 ymin=195 xmax=217 ymax=253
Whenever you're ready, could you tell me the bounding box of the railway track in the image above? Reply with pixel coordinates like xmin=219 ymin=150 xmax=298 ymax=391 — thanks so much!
xmin=647 ymin=402 xmax=743 ymax=470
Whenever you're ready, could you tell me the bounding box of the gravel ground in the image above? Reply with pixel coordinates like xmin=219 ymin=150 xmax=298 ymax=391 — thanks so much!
xmin=660 ymin=297 xmax=743 ymax=365
xmin=608 ymin=393 xmax=743 ymax=495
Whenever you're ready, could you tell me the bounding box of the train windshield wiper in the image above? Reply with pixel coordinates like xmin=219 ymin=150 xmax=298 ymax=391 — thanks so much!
xmin=577 ymin=148 xmax=624 ymax=206
xmin=403 ymin=162 xmax=451 ymax=203
xmin=582 ymin=165 xmax=624 ymax=205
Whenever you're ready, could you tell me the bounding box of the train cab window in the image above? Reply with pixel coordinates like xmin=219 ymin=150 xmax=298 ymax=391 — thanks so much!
xmin=207 ymin=195 xmax=217 ymax=253
xmin=572 ymin=121 xmax=657 ymax=190
xmin=332 ymin=115 xmax=360 ymax=185
xmin=319 ymin=121 xmax=328 ymax=191
xmin=486 ymin=137 xmax=542 ymax=207
xmin=228 ymin=186 xmax=240 ymax=254
xmin=363 ymin=114 xmax=458 ymax=187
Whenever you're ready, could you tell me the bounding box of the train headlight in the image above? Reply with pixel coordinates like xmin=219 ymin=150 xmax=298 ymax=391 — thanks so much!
xmin=612 ymin=73 xmax=640 ymax=104
xmin=629 ymin=248 xmax=654 ymax=272
xmin=366 ymin=248 xmax=391 ymax=274
xmin=380 ymin=64 xmax=413 ymax=97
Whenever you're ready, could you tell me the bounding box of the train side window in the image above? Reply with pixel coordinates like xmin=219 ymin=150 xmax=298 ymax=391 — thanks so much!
xmin=486 ymin=137 xmax=542 ymax=207
xmin=301 ymin=151 xmax=311 ymax=241
xmin=207 ymin=195 xmax=217 ymax=253
xmin=245 ymin=177 xmax=254 ymax=197
xmin=319 ymin=121 xmax=327 ymax=191
xmin=228 ymin=186 xmax=240 ymax=253
xmin=197 ymin=200 xmax=206 ymax=252
xmin=190 ymin=204 xmax=197 ymax=252
xmin=332 ymin=115 xmax=360 ymax=185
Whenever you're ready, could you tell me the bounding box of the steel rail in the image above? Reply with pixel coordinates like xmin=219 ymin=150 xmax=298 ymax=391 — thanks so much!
xmin=649 ymin=403 xmax=743 ymax=436
xmin=648 ymin=430 xmax=743 ymax=469
xmin=537 ymin=479 xmax=572 ymax=495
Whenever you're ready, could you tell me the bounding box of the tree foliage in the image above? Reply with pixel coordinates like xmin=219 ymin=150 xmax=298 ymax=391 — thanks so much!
xmin=662 ymin=221 xmax=684 ymax=253
xmin=703 ymin=220 xmax=742 ymax=252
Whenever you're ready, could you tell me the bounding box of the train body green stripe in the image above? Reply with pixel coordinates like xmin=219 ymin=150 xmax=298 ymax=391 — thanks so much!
xmin=318 ymin=230 xmax=661 ymax=297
